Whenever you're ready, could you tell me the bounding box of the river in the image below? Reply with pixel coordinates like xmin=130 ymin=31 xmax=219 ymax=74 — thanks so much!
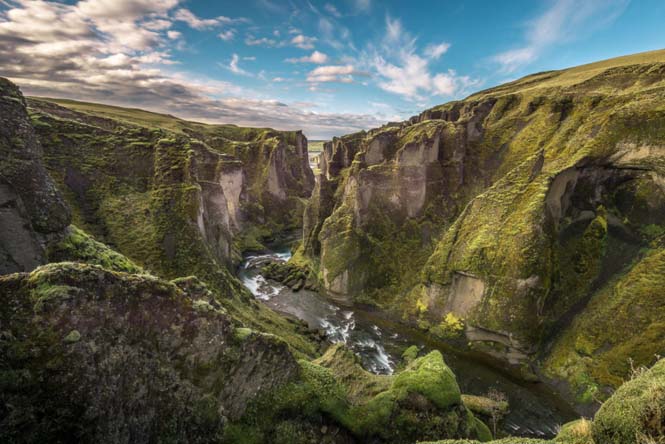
xmin=238 ymin=240 xmax=577 ymax=439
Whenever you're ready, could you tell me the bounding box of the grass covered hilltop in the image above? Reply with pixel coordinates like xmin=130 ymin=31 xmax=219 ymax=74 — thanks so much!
xmin=1 ymin=49 xmax=665 ymax=444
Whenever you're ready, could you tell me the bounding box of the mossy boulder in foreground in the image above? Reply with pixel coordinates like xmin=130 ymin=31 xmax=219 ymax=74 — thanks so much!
xmin=1 ymin=263 xmax=492 ymax=444
xmin=0 ymin=262 xmax=300 ymax=443
xmin=225 ymin=343 xmax=491 ymax=443
xmin=592 ymin=359 xmax=665 ymax=444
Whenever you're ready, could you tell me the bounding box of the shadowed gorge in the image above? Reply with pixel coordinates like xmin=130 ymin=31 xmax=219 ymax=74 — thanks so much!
xmin=2 ymin=43 xmax=665 ymax=444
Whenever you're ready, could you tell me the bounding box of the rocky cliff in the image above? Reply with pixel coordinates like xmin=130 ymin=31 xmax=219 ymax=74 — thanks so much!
xmin=27 ymin=97 xmax=314 ymax=275
xmin=0 ymin=79 xmax=70 ymax=274
xmin=300 ymin=49 xmax=665 ymax=406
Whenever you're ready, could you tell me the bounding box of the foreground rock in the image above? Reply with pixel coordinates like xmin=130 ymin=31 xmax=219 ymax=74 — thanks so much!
xmin=230 ymin=343 xmax=491 ymax=444
xmin=0 ymin=262 xmax=299 ymax=443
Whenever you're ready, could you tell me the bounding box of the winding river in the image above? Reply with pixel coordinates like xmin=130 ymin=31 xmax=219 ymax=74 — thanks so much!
xmin=238 ymin=239 xmax=578 ymax=439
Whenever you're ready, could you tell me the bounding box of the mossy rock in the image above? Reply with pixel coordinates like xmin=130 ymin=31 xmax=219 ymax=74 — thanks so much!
xmin=592 ymin=359 xmax=665 ymax=444
xmin=392 ymin=350 xmax=461 ymax=410
xmin=554 ymin=419 xmax=593 ymax=444
xmin=231 ymin=344 xmax=488 ymax=443
xmin=0 ymin=261 xmax=301 ymax=443
xmin=461 ymin=394 xmax=509 ymax=418
xmin=48 ymin=225 xmax=142 ymax=273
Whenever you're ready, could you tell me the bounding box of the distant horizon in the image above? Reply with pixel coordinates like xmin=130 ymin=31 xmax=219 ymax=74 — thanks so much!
xmin=2 ymin=0 xmax=664 ymax=139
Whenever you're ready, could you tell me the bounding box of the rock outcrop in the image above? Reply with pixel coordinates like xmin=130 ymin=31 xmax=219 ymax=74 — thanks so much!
xmin=300 ymin=50 xmax=665 ymax=404
xmin=0 ymin=262 xmax=301 ymax=443
xmin=0 ymin=79 xmax=70 ymax=274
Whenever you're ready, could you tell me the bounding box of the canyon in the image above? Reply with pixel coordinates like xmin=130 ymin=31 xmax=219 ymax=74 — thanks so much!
xmin=2 ymin=50 xmax=665 ymax=444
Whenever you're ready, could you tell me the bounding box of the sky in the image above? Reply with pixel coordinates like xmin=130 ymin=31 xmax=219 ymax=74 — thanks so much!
xmin=1 ymin=0 xmax=664 ymax=139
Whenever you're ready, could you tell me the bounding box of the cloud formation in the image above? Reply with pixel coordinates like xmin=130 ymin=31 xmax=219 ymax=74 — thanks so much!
xmin=0 ymin=0 xmax=383 ymax=138
xmin=306 ymin=64 xmax=368 ymax=84
xmin=492 ymin=0 xmax=628 ymax=73
xmin=286 ymin=50 xmax=328 ymax=64
xmin=364 ymin=16 xmax=478 ymax=101
xmin=291 ymin=34 xmax=317 ymax=50
xmin=174 ymin=8 xmax=245 ymax=30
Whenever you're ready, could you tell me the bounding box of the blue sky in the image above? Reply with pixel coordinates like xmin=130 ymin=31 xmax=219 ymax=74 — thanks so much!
xmin=1 ymin=0 xmax=663 ymax=138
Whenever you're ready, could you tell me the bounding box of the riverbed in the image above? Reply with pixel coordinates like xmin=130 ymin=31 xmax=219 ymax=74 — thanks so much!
xmin=238 ymin=240 xmax=577 ymax=438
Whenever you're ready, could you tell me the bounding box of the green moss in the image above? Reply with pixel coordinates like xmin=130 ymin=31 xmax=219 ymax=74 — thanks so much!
xmin=545 ymin=248 xmax=665 ymax=400
xmin=402 ymin=345 xmax=420 ymax=364
xmin=48 ymin=225 xmax=142 ymax=273
xmin=392 ymin=350 xmax=461 ymax=409
xmin=461 ymin=395 xmax=509 ymax=418
xmin=63 ymin=330 xmax=81 ymax=343
xmin=228 ymin=346 xmax=484 ymax=443
xmin=234 ymin=327 xmax=254 ymax=341
xmin=192 ymin=299 xmax=215 ymax=313
xmin=555 ymin=419 xmax=593 ymax=444
xmin=29 ymin=283 xmax=79 ymax=312
xmin=592 ymin=359 xmax=665 ymax=444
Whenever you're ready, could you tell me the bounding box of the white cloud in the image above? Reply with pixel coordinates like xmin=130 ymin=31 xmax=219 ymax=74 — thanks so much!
xmin=167 ymin=30 xmax=181 ymax=40
xmin=291 ymin=34 xmax=316 ymax=50
xmin=144 ymin=18 xmax=172 ymax=31
xmin=245 ymin=35 xmax=278 ymax=46
xmin=226 ymin=53 xmax=251 ymax=76
xmin=324 ymin=3 xmax=341 ymax=18
xmin=77 ymin=0 xmax=179 ymax=19
xmin=285 ymin=50 xmax=328 ymax=64
xmin=492 ymin=0 xmax=628 ymax=73
xmin=364 ymin=16 xmax=476 ymax=101
xmin=424 ymin=42 xmax=451 ymax=60
xmin=307 ymin=64 xmax=367 ymax=84
xmin=218 ymin=29 xmax=235 ymax=41
xmin=317 ymin=16 xmax=354 ymax=51
xmin=174 ymin=8 xmax=244 ymax=30
xmin=385 ymin=15 xmax=404 ymax=44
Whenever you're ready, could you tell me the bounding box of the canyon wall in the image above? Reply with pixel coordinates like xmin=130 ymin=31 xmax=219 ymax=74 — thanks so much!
xmin=0 ymin=79 xmax=71 ymax=274
xmin=301 ymin=51 xmax=665 ymax=405
xmin=26 ymin=98 xmax=314 ymax=285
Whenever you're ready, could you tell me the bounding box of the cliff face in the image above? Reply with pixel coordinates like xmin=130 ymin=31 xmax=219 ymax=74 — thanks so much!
xmin=302 ymin=50 xmax=665 ymax=402
xmin=0 ymin=79 xmax=70 ymax=274
xmin=27 ymin=98 xmax=314 ymax=277
xmin=303 ymin=101 xmax=492 ymax=302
